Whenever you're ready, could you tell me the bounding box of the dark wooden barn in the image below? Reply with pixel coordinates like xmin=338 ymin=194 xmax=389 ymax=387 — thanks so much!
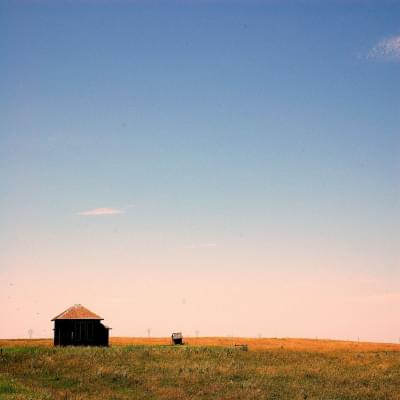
xmin=52 ymin=304 xmax=111 ymax=346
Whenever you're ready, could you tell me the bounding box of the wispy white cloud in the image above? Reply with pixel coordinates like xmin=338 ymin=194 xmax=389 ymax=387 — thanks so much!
xmin=368 ymin=35 xmax=400 ymax=61
xmin=78 ymin=207 xmax=122 ymax=216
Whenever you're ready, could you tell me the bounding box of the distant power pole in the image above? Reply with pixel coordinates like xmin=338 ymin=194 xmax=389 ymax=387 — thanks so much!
xmin=28 ymin=328 xmax=33 ymax=339
xmin=147 ymin=328 xmax=151 ymax=338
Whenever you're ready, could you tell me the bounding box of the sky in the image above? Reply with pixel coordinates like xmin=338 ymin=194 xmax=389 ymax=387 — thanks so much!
xmin=0 ymin=0 xmax=399 ymax=342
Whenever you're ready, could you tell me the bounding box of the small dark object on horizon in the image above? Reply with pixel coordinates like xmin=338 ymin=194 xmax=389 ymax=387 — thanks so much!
xmin=171 ymin=332 xmax=183 ymax=345
xmin=235 ymin=344 xmax=248 ymax=351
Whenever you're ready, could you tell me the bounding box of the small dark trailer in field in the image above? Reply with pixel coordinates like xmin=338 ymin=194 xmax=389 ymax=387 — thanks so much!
xmin=171 ymin=332 xmax=183 ymax=345
xmin=52 ymin=304 xmax=111 ymax=346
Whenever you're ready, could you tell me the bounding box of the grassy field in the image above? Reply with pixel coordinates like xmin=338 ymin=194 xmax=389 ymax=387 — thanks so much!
xmin=0 ymin=338 xmax=399 ymax=399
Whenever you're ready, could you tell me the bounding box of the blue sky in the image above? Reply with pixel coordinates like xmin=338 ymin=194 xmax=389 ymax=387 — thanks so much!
xmin=1 ymin=0 xmax=399 ymax=341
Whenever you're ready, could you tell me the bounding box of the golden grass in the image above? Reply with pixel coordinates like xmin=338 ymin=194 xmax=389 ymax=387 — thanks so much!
xmin=1 ymin=338 xmax=399 ymax=399
xmin=0 ymin=339 xmax=52 ymax=348
xmin=1 ymin=337 xmax=398 ymax=352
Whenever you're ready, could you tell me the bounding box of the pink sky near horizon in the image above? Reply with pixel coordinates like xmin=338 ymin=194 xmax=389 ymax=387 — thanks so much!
xmin=1 ymin=235 xmax=399 ymax=343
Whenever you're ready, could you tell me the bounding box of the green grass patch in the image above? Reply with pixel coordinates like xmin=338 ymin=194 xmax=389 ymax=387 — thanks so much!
xmin=0 ymin=345 xmax=399 ymax=399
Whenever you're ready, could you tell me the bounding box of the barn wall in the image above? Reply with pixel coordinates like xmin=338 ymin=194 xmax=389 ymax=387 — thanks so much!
xmin=54 ymin=320 xmax=109 ymax=346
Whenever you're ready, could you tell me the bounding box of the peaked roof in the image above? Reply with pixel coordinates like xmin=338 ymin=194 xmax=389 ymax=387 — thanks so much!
xmin=51 ymin=304 xmax=103 ymax=321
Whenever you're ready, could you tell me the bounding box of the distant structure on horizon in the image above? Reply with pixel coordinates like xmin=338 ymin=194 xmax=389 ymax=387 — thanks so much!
xmin=51 ymin=304 xmax=111 ymax=346
xmin=171 ymin=332 xmax=183 ymax=345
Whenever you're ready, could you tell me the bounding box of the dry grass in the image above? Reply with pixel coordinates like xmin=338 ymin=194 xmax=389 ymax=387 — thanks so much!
xmin=2 ymin=336 xmax=398 ymax=352
xmin=0 ymin=338 xmax=399 ymax=399
xmin=0 ymin=339 xmax=52 ymax=348
xmin=111 ymin=336 xmax=400 ymax=352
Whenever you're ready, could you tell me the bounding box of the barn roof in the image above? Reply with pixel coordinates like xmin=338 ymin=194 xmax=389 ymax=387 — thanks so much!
xmin=51 ymin=304 xmax=103 ymax=321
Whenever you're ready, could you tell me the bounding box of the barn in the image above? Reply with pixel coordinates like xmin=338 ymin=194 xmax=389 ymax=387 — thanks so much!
xmin=52 ymin=304 xmax=111 ymax=346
